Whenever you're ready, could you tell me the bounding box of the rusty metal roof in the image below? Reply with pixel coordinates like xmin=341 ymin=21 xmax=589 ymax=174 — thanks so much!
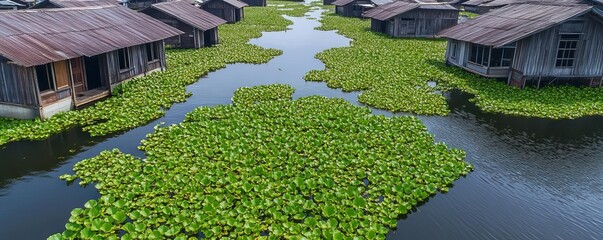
xmin=463 ymin=0 xmax=586 ymax=7
xmin=438 ymin=3 xmax=593 ymax=47
xmin=332 ymin=0 xmax=393 ymax=6
xmin=144 ymin=0 xmax=226 ymax=31
xmin=48 ymin=0 xmax=118 ymax=7
xmin=0 ymin=5 xmax=183 ymax=67
xmin=363 ymin=1 xmax=419 ymax=20
xmin=363 ymin=1 xmax=457 ymax=20
xmin=200 ymin=0 xmax=247 ymax=8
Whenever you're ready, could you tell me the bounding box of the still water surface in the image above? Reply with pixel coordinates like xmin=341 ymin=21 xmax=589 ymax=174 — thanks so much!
xmin=0 ymin=6 xmax=602 ymax=240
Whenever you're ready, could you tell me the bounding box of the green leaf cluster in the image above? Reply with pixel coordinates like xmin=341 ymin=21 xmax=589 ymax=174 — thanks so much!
xmin=52 ymin=84 xmax=472 ymax=239
xmin=0 ymin=2 xmax=311 ymax=146
xmin=305 ymin=13 xmax=603 ymax=119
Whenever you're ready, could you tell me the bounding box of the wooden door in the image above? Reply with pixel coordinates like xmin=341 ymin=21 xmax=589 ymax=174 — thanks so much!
xmin=53 ymin=60 xmax=70 ymax=90
xmin=70 ymin=58 xmax=86 ymax=94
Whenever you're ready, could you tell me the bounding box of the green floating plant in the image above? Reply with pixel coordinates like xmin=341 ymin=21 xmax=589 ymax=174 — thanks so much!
xmin=51 ymin=84 xmax=472 ymax=239
xmin=305 ymin=12 xmax=603 ymax=119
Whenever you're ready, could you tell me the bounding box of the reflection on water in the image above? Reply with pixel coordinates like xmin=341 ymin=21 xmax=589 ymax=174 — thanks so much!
xmin=388 ymin=91 xmax=603 ymax=240
xmin=0 ymin=6 xmax=602 ymax=240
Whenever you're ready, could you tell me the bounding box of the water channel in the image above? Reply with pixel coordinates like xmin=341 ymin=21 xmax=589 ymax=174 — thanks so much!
xmin=1 ymin=5 xmax=602 ymax=240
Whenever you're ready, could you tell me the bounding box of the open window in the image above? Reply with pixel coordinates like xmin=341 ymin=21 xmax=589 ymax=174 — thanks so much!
xmin=36 ymin=64 xmax=55 ymax=92
xmin=146 ymin=42 xmax=160 ymax=62
xmin=118 ymin=48 xmax=131 ymax=70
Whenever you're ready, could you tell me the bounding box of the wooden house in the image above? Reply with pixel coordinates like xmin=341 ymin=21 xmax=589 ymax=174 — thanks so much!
xmin=199 ymin=0 xmax=247 ymax=23
xmin=461 ymin=0 xmax=585 ymax=14
xmin=439 ymin=3 xmax=603 ymax=88
xmin=333 ymin=0 xmax=393 ymax=18
xmin=0 ymin=5 xmax=182 ymax=120
xmin=141 ymin=0 xmax=226 ymax=48
xmin=324 ymin=0 xmax=335 ymax=5
xmin=0 ymin=0 xmax=25 ymax=10
xmin=363 ymin=1 xmax=459 ymax=38
xmin=29 ymin=0 xmax=118 ymax=8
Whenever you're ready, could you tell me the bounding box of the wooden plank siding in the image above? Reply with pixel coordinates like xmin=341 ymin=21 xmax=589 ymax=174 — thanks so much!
xmin=387 ymin=9 xmax=459 ymax=38
xmin=0 ymin=62 xmax=38 ymax=106
xmin=202 ymin=1 xmax=242 ymax=23
xmin=512 ymin=14 xmax=603 ymax=80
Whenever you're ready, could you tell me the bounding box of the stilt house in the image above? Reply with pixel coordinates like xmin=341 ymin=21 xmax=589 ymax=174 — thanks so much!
xmin=199 ymin=0 xmax=247 ymax=23
xmin=363 ymin=1 xmax=459 ymax=38
xmin=439 ymin=3 xmax=603 ymax=88
xmin=0 ymin=5 xmax=183 ymax=119
xmin=141 ymin=1 xmax=226 ymax=48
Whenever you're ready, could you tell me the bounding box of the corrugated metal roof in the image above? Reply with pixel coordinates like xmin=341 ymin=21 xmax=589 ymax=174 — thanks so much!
xmin=438 ymin=3 xmax=592 ymax=47
xmin=363 ymin=1 xmax=457 ymax=20
xmin=332 ymin=0 xmax=393 ymax=6
xmin=200 ymin=0 xmax=247 ymax=8
xmin=362 ymin=1 xmax=420 ymax=20
xmin=371 ymin=0 xmax=394 ymax=6
xmin=419 ymin=3 xmax=457 ymax=10
xmin=0 ymin=5 xmax=183 ymax=67
xmin=50 ymin=0 xmax=118 ymax=7
xmin=332 ymin=0 xmax=354 ymax=6
xmin=145 ymin=0 xmax=226 ymax=31
xmin=463 ymin=0 xmax=586 ymax=7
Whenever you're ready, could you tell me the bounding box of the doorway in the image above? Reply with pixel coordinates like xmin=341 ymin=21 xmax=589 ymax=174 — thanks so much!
xmin=204 ymin=29 xmax=213 ymax=47
xmin=84 ymin=55 xmax=103 ymax=90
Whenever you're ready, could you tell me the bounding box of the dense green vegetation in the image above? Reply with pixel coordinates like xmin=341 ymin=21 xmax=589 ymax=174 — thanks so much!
xmin=0 ymin=2 xmax=309 ymax=146
xmin=305 ymin=13 xmax=603 ymax=119
xmin=52 ymin=85 xmax=472 ymax=239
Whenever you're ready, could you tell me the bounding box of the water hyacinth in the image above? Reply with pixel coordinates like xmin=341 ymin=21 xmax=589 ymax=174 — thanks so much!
xmin=52 ymin=84 xmax=473 ymax=239
xmin=0 ymin=2 xmax=310 ymax=146
xmin=306 ymin=12 xmax=603 ymax=119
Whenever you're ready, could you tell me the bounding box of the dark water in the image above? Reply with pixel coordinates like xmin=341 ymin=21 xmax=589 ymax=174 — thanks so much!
xmin=1 ymin=5 xmax=602 ymax=240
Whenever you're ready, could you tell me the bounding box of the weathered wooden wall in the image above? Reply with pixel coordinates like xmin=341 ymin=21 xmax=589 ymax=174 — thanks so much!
xmin=512 ymin=14 xmax=603 ymax=79
xmin=202 ymin=1 xmax=241 ymax=23
xmin=0 ymin=62 xmax=38 ymax=106
xmin=390 ymin=9 xmax=459 ymax=38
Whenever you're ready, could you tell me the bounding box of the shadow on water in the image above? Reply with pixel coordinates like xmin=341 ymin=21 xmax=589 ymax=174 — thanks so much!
xmin=1 ymin=5 xmax=602 ymax=240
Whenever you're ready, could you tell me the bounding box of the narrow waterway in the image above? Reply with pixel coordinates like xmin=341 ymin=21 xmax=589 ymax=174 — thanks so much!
xmin=1 ymin=5 xmax=602 ymax=240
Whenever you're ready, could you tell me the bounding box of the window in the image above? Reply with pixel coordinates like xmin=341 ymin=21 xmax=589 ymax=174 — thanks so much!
xmin=489 ymin=44 xmax=515 ymax=67
xmin=118 ymin=48 xmax=131 ymax=70
xmin=146 ymin=42 xmax=160 ymax=62
xmin=469 ymin=44 xmax=489 ymax=66
xmin=556 ymin=34 xmax=579 ymax=68
xmin=451 ymin=43 xmax=458 ymax=59
xmin=36 ymin=64 xmax=55 ymax=92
